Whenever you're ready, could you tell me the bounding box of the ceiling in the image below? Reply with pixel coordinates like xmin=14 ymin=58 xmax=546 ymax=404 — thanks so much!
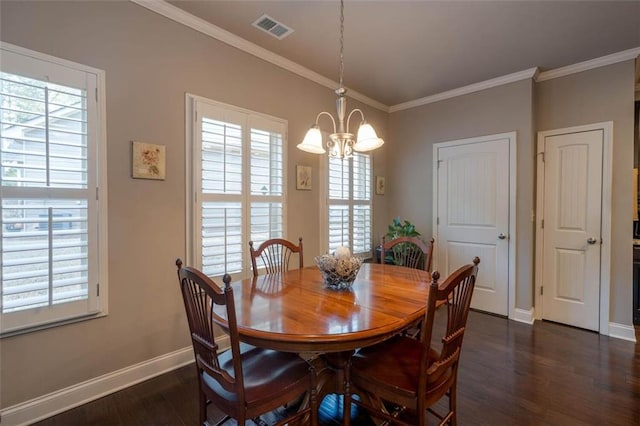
xmin=165 ymin=1 xmax=640 ymax=107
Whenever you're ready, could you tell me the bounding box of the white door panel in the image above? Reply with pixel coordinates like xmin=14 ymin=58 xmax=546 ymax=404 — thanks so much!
xmin=436 ymin=137 xmax=510 ymax=315
xmin=445 ymin=241 xmax=497 ymax=293
xmin=542 ymin=130 xmax=602 ymax=331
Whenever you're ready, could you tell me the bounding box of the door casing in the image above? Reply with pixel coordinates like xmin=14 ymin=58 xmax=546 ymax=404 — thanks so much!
xmin=535 ymin=122 xmax=613 ymax=335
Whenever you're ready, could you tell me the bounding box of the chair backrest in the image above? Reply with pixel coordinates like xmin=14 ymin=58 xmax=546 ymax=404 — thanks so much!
xmin=419 ymin=257 xmax=480 ymax=391
xmin=424 ymin=238 xmax=435 ymax=272
xmin=249 ymin=237 xmax=303 ymax=277
xmin=175 ymin=259 xmax=245 ymax=403
xmin=381 ymin=236 xmax=435 ymax=271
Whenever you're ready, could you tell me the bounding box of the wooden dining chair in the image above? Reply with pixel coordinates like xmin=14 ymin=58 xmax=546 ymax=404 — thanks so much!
xmin=343 ymin=257 xmax=480 ymax=426
xmin=175 ymin=259 xmax=318 ymax=426
xmin=382 ymin=236 xmax=435 ymax=338
xmin=381 ymin=236 xmax=435 ymax=271
xmin=249 ymin=237 xmax=303 ymax=277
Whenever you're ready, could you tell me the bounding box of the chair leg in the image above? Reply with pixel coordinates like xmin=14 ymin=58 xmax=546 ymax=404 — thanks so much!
xmin=449 ymin=380 xmax=458 ymax=426
xmin=199 ymin=389 xmax=207 ymax=426
xmin=342 ymin=359 xmax=352 ymax=426
xmin=310 ymin=366 xmax=319 ymax=426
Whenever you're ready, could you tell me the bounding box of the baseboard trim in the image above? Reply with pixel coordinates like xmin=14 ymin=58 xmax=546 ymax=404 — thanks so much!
xmin=511 ymin=307 xmax=535 ymax=325
xmin=608 ymin=322 xmax=637 ymax=342
xmin=1 ymin=344 xmax=202 ymax=426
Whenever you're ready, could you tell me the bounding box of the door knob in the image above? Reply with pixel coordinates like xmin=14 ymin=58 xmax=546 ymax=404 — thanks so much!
xmin=587 ymin=237 xmax=597 ymax=245
xmin=498 ymin=233 xmax=507 ymax=240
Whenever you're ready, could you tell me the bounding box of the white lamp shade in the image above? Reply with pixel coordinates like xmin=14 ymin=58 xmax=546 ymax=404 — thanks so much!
xmin=297 ymin=126 xmax=326 ymax=154
xmin=354 ymin=123 xmax=384 ymax=152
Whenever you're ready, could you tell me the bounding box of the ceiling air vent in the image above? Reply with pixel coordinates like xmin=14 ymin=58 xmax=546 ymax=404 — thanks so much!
xmin=252 ymin=14 xmax=294 ymax=40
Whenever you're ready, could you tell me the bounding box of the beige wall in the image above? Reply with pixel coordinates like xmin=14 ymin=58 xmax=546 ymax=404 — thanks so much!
xmin=536 ymin=60 xmax=636 ymax=325
xmin=387 ymin=61 xmax=636 ymax=325
xmin=0 ymin=1 xmax=388 ymax=407
xmin=387 ymin=80 xmax=536 ymax=309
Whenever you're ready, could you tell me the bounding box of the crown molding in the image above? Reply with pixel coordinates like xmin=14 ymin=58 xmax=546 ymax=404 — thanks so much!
xmin=390 ymin=46 xmax=639 ymax=112
xmin=131 ymin=1 xmax=638 ymax=114
xmin=130 ymin=0 xmax=389 ymax=112
xmin=389 ymin=68 xmax=539 ymax=113
xmin=536 ymin=47 xmax=640 ymax=82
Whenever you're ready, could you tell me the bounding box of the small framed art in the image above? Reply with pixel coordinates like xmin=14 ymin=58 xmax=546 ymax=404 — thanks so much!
xmin=132 ymin=141 xmax=166 ymax=180
xmin=376 ymin=176 xmax=385 ymax=195
xmin=296 ymin=165 xmax=312 ymax=190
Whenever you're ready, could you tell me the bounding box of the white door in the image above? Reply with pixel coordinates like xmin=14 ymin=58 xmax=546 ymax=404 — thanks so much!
xmin=435 ymin=136 xmax=511 ymax=316
xmin=541 ymin=130 xmax=603 ymax=331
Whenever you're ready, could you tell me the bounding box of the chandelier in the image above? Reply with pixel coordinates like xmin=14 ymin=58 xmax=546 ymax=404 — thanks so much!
xmin=296 ymin=0 xmax=384 ymax=159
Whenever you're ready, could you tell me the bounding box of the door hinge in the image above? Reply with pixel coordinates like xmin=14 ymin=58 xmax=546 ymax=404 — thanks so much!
xmin=95 ymin=87 xmax=98 ymax=102
xmin=97 ymin=283 xmax=100 ymax=297
xmin=541 ymin=219 xmax=544 ymax=229
xmin=437 ymin=217 xmax=440 ymax=225
xmin=538 ymin=151 xmax=544 ymax=163
xmin=96 ymin=187 xmax=99 ymax=200
xmin=540 ymin=286 xmax=543 ymax=296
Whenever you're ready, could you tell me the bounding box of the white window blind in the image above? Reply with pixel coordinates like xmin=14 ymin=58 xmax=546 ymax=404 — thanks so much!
xmin=326 ymin=153 xmax=372 ymax=257
xmin=0 ymin=44 xmax=106 ymax=335
xmin=191 ymin=97 xmax=286 ymax=277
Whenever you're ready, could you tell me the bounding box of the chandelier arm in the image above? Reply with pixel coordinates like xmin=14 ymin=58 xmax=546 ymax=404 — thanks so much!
xmin=315 ymin=111 xmax=338 ymax=134
xmin=346 ymin=108 xmax=366 ymax=133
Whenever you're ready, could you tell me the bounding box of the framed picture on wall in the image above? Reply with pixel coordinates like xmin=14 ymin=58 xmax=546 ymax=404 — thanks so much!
xmin=376 ymin=176 xmax=385 ymax=195
xmin=296 ymin=165 xmax=312 ymax=190
xmin=132 ymin=141 xmax=166 ymax=180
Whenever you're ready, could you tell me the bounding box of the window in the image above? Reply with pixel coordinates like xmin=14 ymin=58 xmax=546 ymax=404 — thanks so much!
xmin=188 ymin=96 xmax=286 ymax=277
xmin=0 ymin=43 xmax=107 ymax=335
xmin=324 ymin=153 xmax=372 ymax=257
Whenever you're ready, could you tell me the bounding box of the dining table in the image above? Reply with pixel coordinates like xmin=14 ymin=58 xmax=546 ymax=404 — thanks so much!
xmin=211 ymin=261 xmax=433 ymax=410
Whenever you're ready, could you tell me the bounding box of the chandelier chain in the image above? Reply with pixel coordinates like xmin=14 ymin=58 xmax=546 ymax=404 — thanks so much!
xmin=339 ymin=0 xmax=345 ymax=89
xmin=296 ymin=0 xmax=383 ymax=158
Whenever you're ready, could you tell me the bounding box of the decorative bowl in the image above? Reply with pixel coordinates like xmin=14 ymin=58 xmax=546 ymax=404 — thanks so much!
xmin=315 ymin=254 xmax=362 ymax=290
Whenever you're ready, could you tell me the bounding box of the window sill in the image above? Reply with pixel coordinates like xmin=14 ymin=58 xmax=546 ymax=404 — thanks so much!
xmin=1 ymin=311 xmax=107 ymax=339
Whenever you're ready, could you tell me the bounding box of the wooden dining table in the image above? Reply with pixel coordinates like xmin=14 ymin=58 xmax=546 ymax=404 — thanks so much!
xmin=211 ymin=262 xmax=433 ymax=407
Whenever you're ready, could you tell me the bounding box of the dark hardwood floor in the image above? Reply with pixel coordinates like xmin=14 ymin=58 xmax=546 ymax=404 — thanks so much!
xmin=34 ymin=311 xmax=640 ymax=425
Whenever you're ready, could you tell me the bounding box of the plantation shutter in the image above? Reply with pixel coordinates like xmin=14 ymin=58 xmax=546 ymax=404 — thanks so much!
xmin=249 ymin=116 xmax=284 ymax=247
xmin=352 ymin=154 xmax=372 ymax=254
xmin=328 ymin=157 xmax=350 ymax=252
xmin=1 ymin=46 xmax=103 ymax=334
xmin=199 ymin=109 xmax=243 ymax=276
xmin=327 ymin=153 xmax=371 ymax=256
xmin=194 ymin=99 xmax=286 ymax=277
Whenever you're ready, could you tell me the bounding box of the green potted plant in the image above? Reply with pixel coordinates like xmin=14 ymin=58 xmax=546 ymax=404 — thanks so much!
xmin=386 ymin=216 xmax=421 ymax=240
xmin=376 ymin=217 xmax=422 ymax=264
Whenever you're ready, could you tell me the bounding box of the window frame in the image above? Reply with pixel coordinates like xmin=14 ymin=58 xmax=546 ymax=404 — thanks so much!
xmin=319 ymin=152 xmax=373 ymax=259
xmin=0 ymin=42 xmax=108 ymax=337
xmin=185 ymin=94 xmax=288 ymax=279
